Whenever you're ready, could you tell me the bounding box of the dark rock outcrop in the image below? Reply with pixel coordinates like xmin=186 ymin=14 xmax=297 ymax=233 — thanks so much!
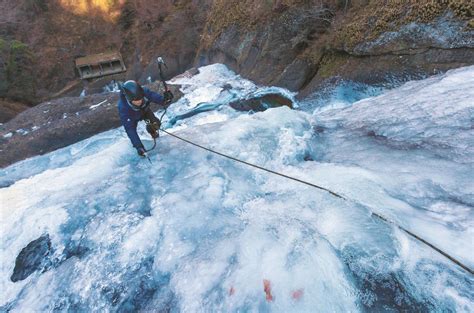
xmin=274 ymin=58 xmax=318 ymax=91
xmin=229 ymin=93 xmax=293 ymax=112
xmin=295 ymin=10 xmax=474 ymax=97
xmin=298 ymin=47 xmax=474 ymax=98
xmin=198 ymin=3 xmax=332 ymax=91
xmin=11 ymin=234 xmax=53 ymax=282
xmin=0 ymin=93 xmax=120 ymax=168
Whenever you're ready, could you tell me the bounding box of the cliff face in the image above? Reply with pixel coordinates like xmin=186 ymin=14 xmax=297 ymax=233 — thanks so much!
xmin=0 ymin=0 xmax=473 ymax=167
xmin=198 ymin=0 xmax=474 ymax=96
xmin=1 ymin=0 xmax=472 ymax=107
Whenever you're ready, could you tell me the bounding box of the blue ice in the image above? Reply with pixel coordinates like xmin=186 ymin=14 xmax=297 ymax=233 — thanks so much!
xmin=1 ymin=64 xmax=473 ymax=312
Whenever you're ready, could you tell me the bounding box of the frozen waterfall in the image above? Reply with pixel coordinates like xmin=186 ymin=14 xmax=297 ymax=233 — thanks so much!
xmin=1 ymin=64 xmax=473 ymax=312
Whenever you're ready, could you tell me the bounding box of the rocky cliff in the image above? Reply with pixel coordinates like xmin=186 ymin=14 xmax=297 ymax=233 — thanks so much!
xmin=199 ymin=0 xmax=473 ymax=97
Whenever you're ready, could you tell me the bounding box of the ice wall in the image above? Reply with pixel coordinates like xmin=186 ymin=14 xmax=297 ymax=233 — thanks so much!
xmin=1 ymin=64 xmax=473 ymax=312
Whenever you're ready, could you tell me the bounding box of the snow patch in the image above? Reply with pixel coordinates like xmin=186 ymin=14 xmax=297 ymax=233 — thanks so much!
xmin=89 ymin=100 xmax=108 ymax=110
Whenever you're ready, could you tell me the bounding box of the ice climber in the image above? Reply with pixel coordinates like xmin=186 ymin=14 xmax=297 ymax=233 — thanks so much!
xmin=118 ymin=80 xmax=173 ymax=156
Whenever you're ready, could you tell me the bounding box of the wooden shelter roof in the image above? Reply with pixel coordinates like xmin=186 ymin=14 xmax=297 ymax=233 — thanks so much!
xmin=75 ymin=51 xmax=123 ymax=67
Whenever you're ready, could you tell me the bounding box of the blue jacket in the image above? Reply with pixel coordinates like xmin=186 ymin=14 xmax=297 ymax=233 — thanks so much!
xmin=118 ymin=87 xmax=165 ymax=149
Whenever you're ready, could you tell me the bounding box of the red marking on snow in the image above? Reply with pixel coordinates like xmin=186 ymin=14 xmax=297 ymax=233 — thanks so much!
xmin=229 ymin=286 xmax=235 ymax=296
xmin=263 ymin=279 xmax=273 ymax=302
xmin=291 ymin=289 xmax=304 ymax=300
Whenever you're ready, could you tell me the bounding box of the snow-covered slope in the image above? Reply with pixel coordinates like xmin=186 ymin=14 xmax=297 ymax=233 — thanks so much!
xmin=1 ymin=64 xmax=473 ymax=312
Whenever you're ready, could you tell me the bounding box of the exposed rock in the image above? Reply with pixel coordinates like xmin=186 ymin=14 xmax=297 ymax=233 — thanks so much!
xmin=0 ymin=39 xmax=36 ymax=104
xmin=298 ymin=47 xmax=474 ymax=98
xmin=199 ymin=3 xmax=332 ymax=89
xmin=0 ymin=92 xmax=119 ymax=168
xmin=274 ymin=58 xmax=319 ymax=91
xmin=11 ymin=234 xmax=52 ymax=282
xmin=229 ymin=93 xmax=293 ymax=112
xmin=199 ymin=0 xmax=474 ymax=95
xmin=0 ymin=39 xmax=7 ymax=97
xmin=351 ymin=15 xmax=474 ymax=56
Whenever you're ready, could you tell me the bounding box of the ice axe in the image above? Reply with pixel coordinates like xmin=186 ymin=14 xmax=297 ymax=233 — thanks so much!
xmin=157 ymin=56 xmax=169 ymax=92
xmin=145 ymin=153 xmax=152 ymax=164
xmin=156 ymin=56 xmax=172 ymax=121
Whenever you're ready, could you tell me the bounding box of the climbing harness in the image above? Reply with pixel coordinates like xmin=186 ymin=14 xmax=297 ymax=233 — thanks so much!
xmin=158 ymin=128 xmax=474 ymax=276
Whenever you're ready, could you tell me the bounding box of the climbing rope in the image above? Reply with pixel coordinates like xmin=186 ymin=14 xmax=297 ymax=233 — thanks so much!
xmin=159 ymin=128 xmax=474 ymax=276
xmin=161 ymin=129 xmax=343 ymax=199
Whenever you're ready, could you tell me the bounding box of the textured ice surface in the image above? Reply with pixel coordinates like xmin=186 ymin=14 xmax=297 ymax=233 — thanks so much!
xmin=314 ymin=66 xmax=474 ymax=163
xmin=1 ymin=64 xmax=473 ymax=312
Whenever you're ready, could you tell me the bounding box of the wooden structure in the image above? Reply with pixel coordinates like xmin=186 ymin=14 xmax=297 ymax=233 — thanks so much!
xmin=75 ymin=52 xmax=126 ymax=80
